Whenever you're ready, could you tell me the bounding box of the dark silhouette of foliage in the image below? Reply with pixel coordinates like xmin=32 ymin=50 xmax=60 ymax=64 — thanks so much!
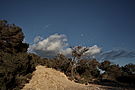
xmin=121 ymin=63 xmax=135 ymax=75
xmin=116 ymin=63 xmax=135 ymax=86
xmin=0 ymin=20 xmax=35 ymax=90
xmin=75 ymin=59 xmax=100 ymax=84
xmin=0 ymin=20 xmax=28 ymax=53
xmin=70 ymin=46 xmax=89 ymax=80
xmin=99 ymin=60 xmax=111 ymax=70
xmin=99 ymin=60 xmax=122 ymax=81
xmin=0 ymin=52 xmax=34 ymax=90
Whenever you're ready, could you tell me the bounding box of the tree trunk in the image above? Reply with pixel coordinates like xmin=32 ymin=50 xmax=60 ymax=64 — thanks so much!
xmin=71 ymin=63 xmax=76 ymax=80
xmin=71 ymin=65 xmax=74 ymax=80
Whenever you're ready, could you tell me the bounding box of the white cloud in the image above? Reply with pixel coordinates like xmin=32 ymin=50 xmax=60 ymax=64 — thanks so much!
xmin=29 ymin=34 xmax=72 ymax=57
xmin=60 ymin=48 xmax=72 ymax=56
xmin=29 ymin=34 xmax=101 ymax=58
xmin=85 ymin=45 xmax=101 ymax=55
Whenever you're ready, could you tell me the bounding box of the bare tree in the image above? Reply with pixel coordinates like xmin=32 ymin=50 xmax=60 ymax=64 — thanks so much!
xmin=71 ymin=46 xmax=89 ymax=80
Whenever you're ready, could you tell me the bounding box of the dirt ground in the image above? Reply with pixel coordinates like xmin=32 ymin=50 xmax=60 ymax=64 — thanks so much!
xmin=22 ymin=66 xmax=132 ymax=90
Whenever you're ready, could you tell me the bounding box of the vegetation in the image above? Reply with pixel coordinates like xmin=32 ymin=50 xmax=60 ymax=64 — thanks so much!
xmin=0 ymin=20 xmax=135 ymax=90
xmin=70 ymin=46 xmax=89 ymax=80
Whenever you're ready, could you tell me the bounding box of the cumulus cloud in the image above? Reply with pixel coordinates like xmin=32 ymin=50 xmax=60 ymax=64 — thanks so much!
xmin=29 ymin=34 xmax=72 ymax=57
xmin=99 ymin=49 xmax=135 ymax=60
xmin=29 ymin=34 xmax=101 ymax=58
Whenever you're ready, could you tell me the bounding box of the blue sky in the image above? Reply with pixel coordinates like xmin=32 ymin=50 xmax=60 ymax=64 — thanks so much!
xmin=0 ymin=0 xmax=135 ymax=65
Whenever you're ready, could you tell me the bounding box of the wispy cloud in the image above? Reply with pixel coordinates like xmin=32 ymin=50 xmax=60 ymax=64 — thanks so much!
xmin=99 ymin=49 xmax=135 ymax=60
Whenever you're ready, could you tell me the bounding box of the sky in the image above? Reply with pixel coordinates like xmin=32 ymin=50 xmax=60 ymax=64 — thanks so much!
xmin=0 ymin=0 xmax=135 ymax=65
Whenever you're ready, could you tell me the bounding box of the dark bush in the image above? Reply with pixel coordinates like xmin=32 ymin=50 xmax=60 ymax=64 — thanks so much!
xmin=0 ymin=52 xmax=36 ymax=90
xmin=116 ymin=75 xmax=135 ymax=85
xmin=0 ymin=20 xmax=36 ymax=90
xmin=0 ymin=20 xmax=28 ymax=53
